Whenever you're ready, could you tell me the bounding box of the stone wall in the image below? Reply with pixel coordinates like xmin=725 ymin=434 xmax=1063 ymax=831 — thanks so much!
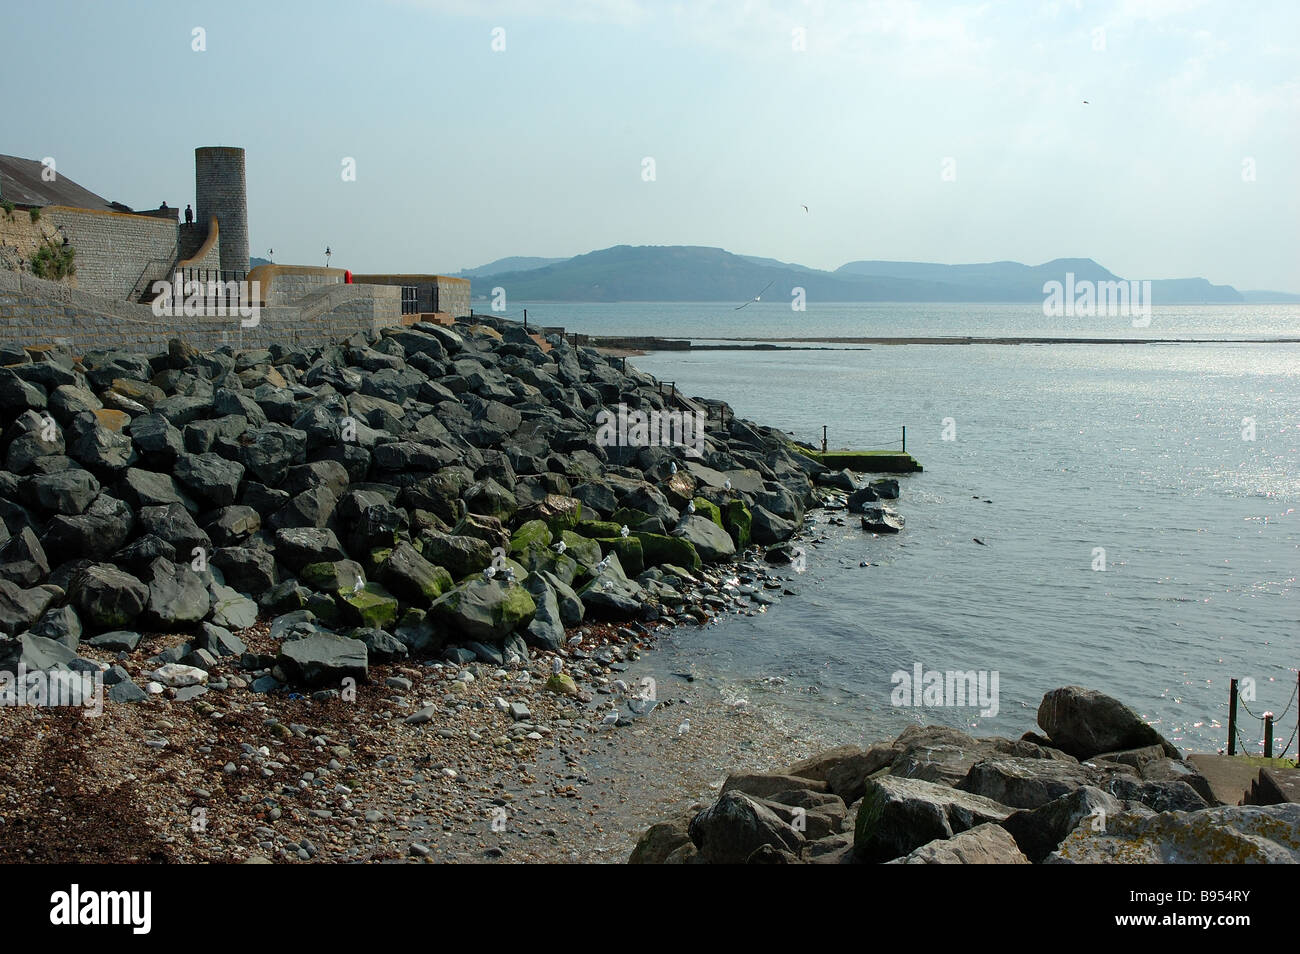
xmin=246 ymin=265 xmax=349 ymax=306
xmin=0 ymin=268 xmax=402 ymax=354
xmin=178 ymin=217 xmax=221 ymax=269
xmin=41 ymin=206 xmax=179 ymax=301
xmin=434 ymin=276 xmax=471 ymax=318
xmin=351 ymin=274 xmax=471 ymax=318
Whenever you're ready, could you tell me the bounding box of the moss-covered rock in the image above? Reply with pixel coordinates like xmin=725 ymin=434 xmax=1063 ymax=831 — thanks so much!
xmin=377 ymin=541 xmax=454 ymax=603
xmin=595 ymin=536 xmax=644 ymax=576
xmin=609 ymin=507 xmax=656 ymax=530
xmin=559 ymin=531 xmax=602 ymax=569
xmin=300 ymin=559 xmax=366 ymax=594
xmin=509 ymin=519 xmax=553 ymax=555
xmin=430 ymin=578 xmax=537 ymax=641
xmin=692 ymin=496 xmax=723 ymax=528
xmin=337 ymin=582 xmax=400 ymax=629
xmin=633 ymin=532 xmax=702 ymax=572
xmin=546 ymin=672 xmax=579 ymax=696
xmin=723 ymin=500 xmax=752 ymax=550
xmin=577 ymin=519 xmax=623 ymax=539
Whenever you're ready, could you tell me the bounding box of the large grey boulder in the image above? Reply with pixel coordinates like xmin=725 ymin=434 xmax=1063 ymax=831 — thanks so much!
xmin=671 ymin=515 xmax=736 ymax=563
xmin=0 ymin=581 xmax=59 ymax=635
xmin=0 ymin=527 xmax=50 ymax=586
xmin=522 ymin=574 xmax=565 ymax=651
xmin=71 ymin=563 xmax=149 ymax=629
xmin=689 ymin=791 xmax=805 ymax=864
xmin=145 ymin=557 xmax=211 ymax=626
xmin=1001 ymin=785 xmax=1122 ymax=862
xmin=1037 ymin=686 xmax=1180 ymax=760
xmin=958 ymin=756 xmax=1131 ymax=810
xmin=860 ymin=506 xmax=904 ymax=533
xmin=276 ymin=633 xmax=368 ymax=687
xmin=890 ymin=823 xmax=1030 ymax=864
xmin=1047 ymin=804 xmax=1300 ymax=864
xmin=429 ymin=579 xmax=536 ymax=642
xmin=854 ymin=775 xmax=1012 ymax=863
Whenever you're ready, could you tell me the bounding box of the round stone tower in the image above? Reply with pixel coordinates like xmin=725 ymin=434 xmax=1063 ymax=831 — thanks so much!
xmin=194 ymin=146 xmax=249 ymax=275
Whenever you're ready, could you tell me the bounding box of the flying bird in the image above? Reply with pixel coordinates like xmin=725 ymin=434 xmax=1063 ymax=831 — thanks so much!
xmin=1082 ymin=100 xmax=1090 ymax=104
xmin=734 ymin=280 xmax=775 ymax=310
xmin=801 ymin=204 xmax=809 ymax=213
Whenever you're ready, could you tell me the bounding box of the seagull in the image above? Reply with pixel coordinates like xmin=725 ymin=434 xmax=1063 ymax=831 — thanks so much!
xmin=568 ymin=634 xmax=583 ymax=647
xmin=619 ymin=525 xmax=630 ymax=538
xmin=669 ymin=461 xmax=677 ymax=475
xmin=973 ymin=538 xmax=988 ymax=546
xmin=723 ymin=478 xmax=732 ymax=492
xmin=594 ymin=555 xmax=611 ymax=574
xmin=612 ymin=679 xmax=630 ymax=695
xmin=601 ymin=709 xmax=620 ymax=728
xmin=551 ymin=657 xmax=563 ymax=674
xmin=481 ymin=566 xmax=497 ymax=581
xmin=602 ymin=579 xmax=614 ymax=590
xmin=801 ymin=204 xmax=809 ymax=213
xmin=734 ymin=280 xmax=775 ymax=310
xmin=686 ymin=500 xmax=696 ymax=514
xmin=553 ymin=540 xmax=567 ymax=554
xmin=678 ymin=719 xmax=690 ymax=737
xmin=500 ymin=566 xmax=516 ymax=582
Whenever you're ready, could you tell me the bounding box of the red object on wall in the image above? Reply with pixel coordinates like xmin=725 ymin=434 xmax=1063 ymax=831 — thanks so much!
xmin=344 ymin=270 xmax=353 ymax=283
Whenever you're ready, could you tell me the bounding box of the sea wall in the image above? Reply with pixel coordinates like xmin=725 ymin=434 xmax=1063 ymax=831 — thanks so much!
xmin=0 ymin=268 xmax=402 ymax=352
xmin=41 ymin=205 xmax=179 ymax=300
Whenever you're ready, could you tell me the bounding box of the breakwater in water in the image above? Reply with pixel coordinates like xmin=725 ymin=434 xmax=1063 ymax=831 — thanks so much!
xmin=0 ymin=314 xmax=911 ymax=862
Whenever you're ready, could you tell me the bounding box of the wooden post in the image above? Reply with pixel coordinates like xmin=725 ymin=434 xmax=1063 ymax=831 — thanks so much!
xmin=902 ymin=425 xmax=907 ymax=453
xmin=1264 ymin=713 xmax=1274 ymax=758
xmin=1227 ymin=678 xmax=1238 ymax=755
xmin=822 ymin=425 xmax=827 ymax=453
xmin=523 ymin=308 xmax=527 ymax=330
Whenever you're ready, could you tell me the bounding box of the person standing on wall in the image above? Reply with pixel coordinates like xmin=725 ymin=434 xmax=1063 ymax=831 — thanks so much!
xmin=185 ymin=204 xmax=193 ymax=224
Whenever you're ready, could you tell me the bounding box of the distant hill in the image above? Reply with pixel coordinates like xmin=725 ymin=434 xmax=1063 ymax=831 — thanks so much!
xmin=250 ymin=256 xmax=271 ymax=268
xmin=456 ymin=256 xmax=567 ymax=278
xmin=464 ymin=245 xmax=1253 ymax=304
xmin=1241 ymin=289 xmax=1300 ymax=303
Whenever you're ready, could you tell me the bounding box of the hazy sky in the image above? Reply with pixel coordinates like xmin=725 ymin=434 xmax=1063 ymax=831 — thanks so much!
xmin=6 ymin=0 xmax=1298 ymax=290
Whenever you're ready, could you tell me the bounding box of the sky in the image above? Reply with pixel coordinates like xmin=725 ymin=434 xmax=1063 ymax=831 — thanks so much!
xmin=5 ymin=0 xmax=1298 ymax=290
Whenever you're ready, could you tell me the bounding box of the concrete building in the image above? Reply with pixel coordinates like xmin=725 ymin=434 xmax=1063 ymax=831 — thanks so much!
xmin=0 ymin=146 xmax=472 ymax=352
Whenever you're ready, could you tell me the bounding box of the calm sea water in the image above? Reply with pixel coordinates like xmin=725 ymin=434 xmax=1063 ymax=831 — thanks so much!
xmin=529 ymin=303 xmax=1300 ymax=756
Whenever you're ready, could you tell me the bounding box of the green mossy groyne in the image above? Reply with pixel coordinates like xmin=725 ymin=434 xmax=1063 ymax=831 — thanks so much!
xmin=794 ymin=447 xmax=923 ymax=474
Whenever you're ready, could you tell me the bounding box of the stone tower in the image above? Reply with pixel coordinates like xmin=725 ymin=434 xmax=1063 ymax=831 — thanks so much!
xmin=194 ymin=146 xmax=248 ymax=275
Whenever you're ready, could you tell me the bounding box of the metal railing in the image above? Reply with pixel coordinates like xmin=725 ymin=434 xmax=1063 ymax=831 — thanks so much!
xmin=400 ymin=285 xmax=420 ymax=315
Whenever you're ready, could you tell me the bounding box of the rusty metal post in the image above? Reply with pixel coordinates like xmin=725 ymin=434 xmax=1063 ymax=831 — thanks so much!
xmin=1264 ymin=712 xmax=1274 ymax=758
xmin=822 ymin=425 xmax=827 ymax=453
xmin=1227 ymin=678 xmax=1238 ymax=755
xmin=902 ymin=425 xmax=907 ymax=453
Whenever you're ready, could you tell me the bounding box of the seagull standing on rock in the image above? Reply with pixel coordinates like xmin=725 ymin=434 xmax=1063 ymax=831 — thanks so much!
xmin=482 ymin=566 xmax=496 ymax=581
xmin=551 ymin=657 xmax=564 ymax=675
xmin=669 ymin=461 xmax=677 ymax=475
xmin=723 ymin=478 xmax=732 ymax=492
xmin=678 ymin=718 xmax=690 ymax=737
xmin=602 ymin=709 xmax=619 ymax=728
xmin=567 ymin=634 xmax=583 ymax=647
xmin=686 ymin=500 xmax=696 ymax=515
xmin=594 ymin=555 xmax=611 ymax=574
xmin=619 ymin=525 xmax=630 ymax=538
xmin=553 ymin=540 xmax=567 ymax=554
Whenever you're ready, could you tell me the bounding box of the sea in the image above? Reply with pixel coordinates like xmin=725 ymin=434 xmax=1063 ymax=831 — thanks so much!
xmin=503 ymin=302 xmax=1300 ymax=757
